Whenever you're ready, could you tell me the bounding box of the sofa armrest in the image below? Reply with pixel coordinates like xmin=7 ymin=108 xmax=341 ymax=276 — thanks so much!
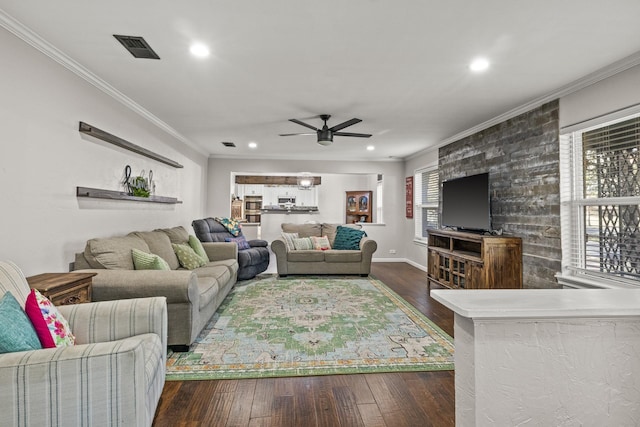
xmin=202 ymin=242 xmax=238 ymax=261
xmin=75 ymin=269 xmax=198 ymax=305
xmin=360 ymin=237 xmax=378 ymax=257
xmin=0 ymin=335 xmax=159 ymax=426
xmin=271 ymin=238 xmax=288 ymax=275
xmin=58 ymin=297 xmax=167 ymax=350
xmin=248 ymin=239 xmax=268 ymax=247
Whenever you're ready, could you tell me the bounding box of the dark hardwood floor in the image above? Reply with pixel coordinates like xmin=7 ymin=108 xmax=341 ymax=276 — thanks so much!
xmin=153 ymin=262 xmax=455 ymax=426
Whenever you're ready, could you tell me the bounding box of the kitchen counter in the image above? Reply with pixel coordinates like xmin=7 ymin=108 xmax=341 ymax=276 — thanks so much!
xmin=261 ymin=206 xmax=319 ymax=213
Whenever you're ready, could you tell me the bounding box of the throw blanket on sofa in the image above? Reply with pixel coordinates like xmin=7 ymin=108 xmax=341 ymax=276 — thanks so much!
xmin=214 ymin=217 xmax=242 ymax=237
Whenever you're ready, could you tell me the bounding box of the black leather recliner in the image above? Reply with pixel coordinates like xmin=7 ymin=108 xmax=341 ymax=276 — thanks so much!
xmin=192 ymin=217 xmax=270 ymax=280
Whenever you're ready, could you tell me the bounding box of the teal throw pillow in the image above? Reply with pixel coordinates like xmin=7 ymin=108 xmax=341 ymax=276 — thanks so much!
xmin=188 ymin=235 xmax=210 ymax=262
xmin=0 ymin=291 xmax=42 ymax=354
xmin=332 ymin=226 xmax=367 ymax=250
xmin=172 ymin=243 xmax=207 ymax=269
xmin=132 ymin=248 xmax=171 ymax=270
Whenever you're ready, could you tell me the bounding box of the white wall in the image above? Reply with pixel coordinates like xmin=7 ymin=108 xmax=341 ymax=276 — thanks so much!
xmin=0 ymin=28 xmax=209 ymax=275
xmin=207 ymin=158 xmax=405 ymax=260
xmin=403 ymin=148 xmax=439 ymax=269
xmin=560 ymin=64 xmax=640 ymax=129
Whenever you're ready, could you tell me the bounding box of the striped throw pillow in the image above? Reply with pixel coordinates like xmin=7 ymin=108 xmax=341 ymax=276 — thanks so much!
xmin=281 ymin=232 xmax=299 ymax=251
xmin=132 ymin=248 xmax=171 ymax=270
xmin=292 ymin=237 xmax=314 ymax=250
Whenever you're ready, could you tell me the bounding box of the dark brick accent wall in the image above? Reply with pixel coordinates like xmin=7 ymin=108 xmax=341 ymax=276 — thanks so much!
xmin=439 ymin=100 xmax=561 ymax=289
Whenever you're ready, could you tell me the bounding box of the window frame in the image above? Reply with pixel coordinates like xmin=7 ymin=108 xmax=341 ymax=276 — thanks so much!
xmin=413 ymin=165 xmax=439 ymax=244
xmin=559 ymin=108 xmax=640 ymax=289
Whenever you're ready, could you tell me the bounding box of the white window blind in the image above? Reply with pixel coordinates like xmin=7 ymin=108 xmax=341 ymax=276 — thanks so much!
xmin=560 ymin=113 xmax=640 ymax=286
xmin=414 ymin=167 xmax=439 ymax=240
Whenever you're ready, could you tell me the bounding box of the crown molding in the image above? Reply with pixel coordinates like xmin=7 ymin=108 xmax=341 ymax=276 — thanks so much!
xmin=407 ymin=50 xmax=640 ymax=161
xmin=0 ymin=9 xmax=207 ymax=157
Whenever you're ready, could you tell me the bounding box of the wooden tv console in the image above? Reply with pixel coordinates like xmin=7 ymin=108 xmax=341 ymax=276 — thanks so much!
xmin=427 ymin=228 xmax=522 ymax=290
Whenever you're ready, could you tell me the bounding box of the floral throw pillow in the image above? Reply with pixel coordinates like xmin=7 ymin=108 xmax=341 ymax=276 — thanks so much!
xmin=311 ymin=235 xmax=331 ymax=250
xmin=24 ymin=289 xmax=75 ymax=348
xmin=214 ymin=217 xmax=242 ymax=237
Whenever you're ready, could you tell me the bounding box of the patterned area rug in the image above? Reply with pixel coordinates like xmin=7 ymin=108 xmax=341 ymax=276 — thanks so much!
xmin=166 ymin=275 xmax=454 ymax=380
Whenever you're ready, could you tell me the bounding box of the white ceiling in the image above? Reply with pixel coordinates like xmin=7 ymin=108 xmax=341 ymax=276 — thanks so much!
xmin=2 ymin=1 xmax=640 ymax=161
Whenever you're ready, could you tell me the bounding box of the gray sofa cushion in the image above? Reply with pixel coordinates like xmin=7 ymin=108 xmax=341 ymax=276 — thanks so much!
xmin=130 ymin=231 xmax=180 ymax=270
xmin=282 ymin=223 xmax=322 ymax=238
xmin=287 ymin=250 xmax=325 ymax=262
xmin=324 ymin=250 xmax=362 ymax=263
xmin=84 ymin=235 xmax=150 ymax=269
xmin=155 ymin=226 xmax=190 ymax=244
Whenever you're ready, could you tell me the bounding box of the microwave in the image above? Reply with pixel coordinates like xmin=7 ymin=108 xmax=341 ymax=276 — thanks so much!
xmin=278 ymin=196 xmax=296 ymax=206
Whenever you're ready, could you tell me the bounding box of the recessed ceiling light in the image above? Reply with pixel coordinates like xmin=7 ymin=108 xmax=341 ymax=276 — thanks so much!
xmin=470 ymin=57 xmax=490 ymax=72
xmin=366 ymin=145 xmax=375 ymax=151
xmin=248 ymin=142 xmax=257 ymax=149
xmin=190 ymin=43 xmax=210 ymax=58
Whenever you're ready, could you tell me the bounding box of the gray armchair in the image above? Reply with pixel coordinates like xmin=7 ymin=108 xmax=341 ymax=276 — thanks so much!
xmin=192 ymin=217 xmax=270 ymax=280
xmin=0 ymin=261 xmax=167 ymax=427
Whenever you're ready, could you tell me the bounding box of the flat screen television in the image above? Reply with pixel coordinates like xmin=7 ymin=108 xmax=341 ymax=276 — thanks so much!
xmin=441 ymin=172 xmax=491 ymax=232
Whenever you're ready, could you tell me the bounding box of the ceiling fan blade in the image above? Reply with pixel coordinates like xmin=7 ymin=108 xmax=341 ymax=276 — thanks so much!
xmin=289 ymin=119 xmax=318 ymax=131
xmin=329 ymin=118 xmax=362 ymax=132
xmin=333 ymin=131 xmax=372 ymax=138
xmin=279 ymin=132 xmax=317 ymax=136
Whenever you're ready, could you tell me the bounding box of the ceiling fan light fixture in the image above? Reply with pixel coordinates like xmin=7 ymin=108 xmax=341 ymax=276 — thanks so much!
xmin=317 ymin=129 xmax=333 ymax=145
xmin=297 ymin=173 xmax=315 ymax=190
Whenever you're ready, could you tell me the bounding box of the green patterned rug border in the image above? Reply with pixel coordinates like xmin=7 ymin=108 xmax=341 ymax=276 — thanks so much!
xmin=166 ymin=275 xmax=454 ymax=381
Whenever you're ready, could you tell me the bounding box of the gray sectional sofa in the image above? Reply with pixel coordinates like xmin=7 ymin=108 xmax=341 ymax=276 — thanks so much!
xmin=271 ymin=223 xmax=377 ymax=277
xmin=73 ymin=226 xmax=238 ymax=348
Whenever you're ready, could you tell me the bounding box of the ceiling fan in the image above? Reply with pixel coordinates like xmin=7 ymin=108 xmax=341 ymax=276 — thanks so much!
xmin=279 ymin=114 xmax=372 ymax=146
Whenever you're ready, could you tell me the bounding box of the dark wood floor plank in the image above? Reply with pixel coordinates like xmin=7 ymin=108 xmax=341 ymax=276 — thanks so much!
xmin=250 ymin=377 xmax=276 ymax=419
xmin=357 ymin=403 xmax=387 ymax=427
xmin=313 ymin=376 xmax=342 ymax=427
xmin=332 ymin=386 xmax=366 ymax=427
xmin=153 ymin=263 xmax=456 ymax=427
xmin=363 ymin=373 xmax=401 ymax=415
xmin=330 ymin=373 xmax=376 ymax=405
xmin=247 ymin=417 xmax=271 ymax=427
xmin=292 ymin=376 xmax=318 ymax=426
xmin=270 ymin=395 xmax=295 ymax=427
xmin=226 ymin=379 xmax=257 ymax=427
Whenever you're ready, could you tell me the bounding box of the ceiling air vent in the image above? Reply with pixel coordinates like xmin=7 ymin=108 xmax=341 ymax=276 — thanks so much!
xmin=113 ymin=35 xmax=160 ymax=59
xmin=221 ymin=142 xmax=236 ymax=148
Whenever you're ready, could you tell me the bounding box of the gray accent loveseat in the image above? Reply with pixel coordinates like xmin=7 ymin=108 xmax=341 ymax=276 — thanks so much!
xmin=73 ymin=226 xmax=238 ymax=347
xmin=271 ymin=223 xmax=377 ymax=277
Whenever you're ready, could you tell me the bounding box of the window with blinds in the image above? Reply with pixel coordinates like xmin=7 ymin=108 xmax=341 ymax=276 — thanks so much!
xmin=414 ymin=167 xmax=439 ymax=240
xmin=560 ymin=113 xmax=640 ymax=286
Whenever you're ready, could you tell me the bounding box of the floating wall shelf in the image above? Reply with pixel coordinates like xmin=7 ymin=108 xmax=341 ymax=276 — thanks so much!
xmin=76 ymin=187 xmax=182 ymax=204
xmin=79 ymin=121 xmax=184 ymax=168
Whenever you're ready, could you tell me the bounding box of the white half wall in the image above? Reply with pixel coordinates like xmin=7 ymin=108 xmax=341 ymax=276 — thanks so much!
xmin=0 ymin=27 xmax=209 ymax=275
xmin=207 ymin=157 xmax=405 ymax=259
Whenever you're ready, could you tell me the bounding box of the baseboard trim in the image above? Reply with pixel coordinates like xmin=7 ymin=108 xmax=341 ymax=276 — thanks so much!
xmin=373 ymin=257 xmax=428 ymax=273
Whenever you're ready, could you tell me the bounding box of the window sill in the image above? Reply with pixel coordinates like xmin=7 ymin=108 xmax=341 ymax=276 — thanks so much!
xmin=555 ymin=273 xmax=639 ymax=289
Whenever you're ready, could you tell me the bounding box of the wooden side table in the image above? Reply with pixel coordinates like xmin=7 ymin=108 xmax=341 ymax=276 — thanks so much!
xmin=26 ymin=272 xmax=97 ymax=305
